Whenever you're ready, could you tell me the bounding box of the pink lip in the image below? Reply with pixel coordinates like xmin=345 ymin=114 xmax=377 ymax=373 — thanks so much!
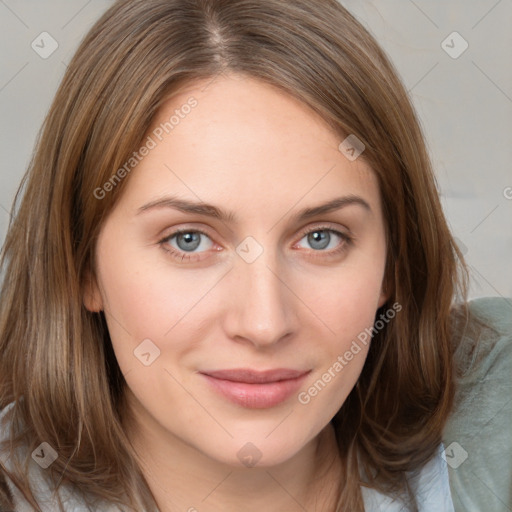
xmin=200 ymin=368 xmax=311 ymax=409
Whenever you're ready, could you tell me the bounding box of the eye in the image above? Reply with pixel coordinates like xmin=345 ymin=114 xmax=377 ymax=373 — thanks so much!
xmin=295 ymin=225 xmax=351 ymax=255
xmin=158 ymin=225 xmax=352 ymax=263
xmin=159 ymin=229 xmax=215 ymax=262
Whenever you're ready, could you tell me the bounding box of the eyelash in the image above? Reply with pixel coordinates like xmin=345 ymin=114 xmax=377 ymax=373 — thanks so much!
xmin=158 ymin=225 xmax=352 ymax=263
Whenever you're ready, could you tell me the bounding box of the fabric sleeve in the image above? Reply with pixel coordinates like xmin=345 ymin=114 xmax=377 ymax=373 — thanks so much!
xmin=442 ymin=296 xmax=512 ymax=512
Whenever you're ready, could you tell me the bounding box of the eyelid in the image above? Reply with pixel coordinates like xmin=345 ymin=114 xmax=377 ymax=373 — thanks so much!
xmin=157 ymin=224 xmax=215 ymax=244
xmin=158 ymin=221 xmax=350 ymax=244
xmin=158 ymin=226 xmax=216 ymax=249
xmin=295 ymin=222 xmax=352 ymax=240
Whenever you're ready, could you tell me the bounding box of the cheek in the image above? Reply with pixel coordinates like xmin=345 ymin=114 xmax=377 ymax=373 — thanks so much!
xmin=314 ymin=281 xmax=376 ymax=376
xmin=295 ymin=294 xmax=378 ymax=423
xmin=93 ymin=241 xmax=176 ymax=356
xmin=293 ymin=251 xmax=386 ymax=409
xmin=95 ymin=235 xmax=232 ymax=378
xmin=101 ymin=267 xmax=210 ymax=336
xmin=300 ymin=250 xmax=386 ymax=338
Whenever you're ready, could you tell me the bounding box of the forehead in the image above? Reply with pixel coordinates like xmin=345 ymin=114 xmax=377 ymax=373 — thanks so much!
xmin=119 ymin=73 xmax=379 ymax=216
xmin=151 ymin=73 xmax=345 ymax=160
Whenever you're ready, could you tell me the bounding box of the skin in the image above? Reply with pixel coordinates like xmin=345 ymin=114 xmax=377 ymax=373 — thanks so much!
xmin=85 ymin=73 xmax=388 ymax=512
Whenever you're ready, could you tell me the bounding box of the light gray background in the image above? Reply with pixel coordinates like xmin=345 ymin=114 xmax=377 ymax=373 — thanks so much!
xmin=1 ymin=0 xmax=511 ymax=299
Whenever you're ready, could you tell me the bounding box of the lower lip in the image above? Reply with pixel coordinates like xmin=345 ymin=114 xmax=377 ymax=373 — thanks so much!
xmin=201 ymin=373 xmax=309 ymax=409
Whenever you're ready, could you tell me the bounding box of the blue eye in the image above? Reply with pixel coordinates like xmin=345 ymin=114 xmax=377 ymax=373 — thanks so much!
xmin=172 ymin=231 xmax=209 ymax=252
xmin=296 ymin=226 xmax=351 ymax=255
xmin=158 ymin=225 xmax=352 ymax=263
xmin=160 ymin=229 xmax=214 ymax=261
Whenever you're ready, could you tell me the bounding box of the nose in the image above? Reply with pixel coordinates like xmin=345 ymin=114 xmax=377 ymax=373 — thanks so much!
xmin=223 ymin=247 xmax=297 ymax=349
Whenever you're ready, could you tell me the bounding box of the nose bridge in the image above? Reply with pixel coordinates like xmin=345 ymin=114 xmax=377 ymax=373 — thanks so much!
xmin=227 ymin=238 xmax=295 ymax=346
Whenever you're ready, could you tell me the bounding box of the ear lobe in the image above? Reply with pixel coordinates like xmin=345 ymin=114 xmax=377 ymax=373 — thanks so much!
xmin=378 ymin=264 xmax=394 ymax=309
xmin=377 ymin=277 xmax=391 ymax=309
xmin=377 ymin=288 xmax=389 ymax=309
xmin=82 ymin=271 xmax=103 ymax=312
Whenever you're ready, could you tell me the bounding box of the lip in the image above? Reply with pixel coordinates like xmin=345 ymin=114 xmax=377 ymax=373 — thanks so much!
xmin=200 ymin=368 xmax=311 ymax=409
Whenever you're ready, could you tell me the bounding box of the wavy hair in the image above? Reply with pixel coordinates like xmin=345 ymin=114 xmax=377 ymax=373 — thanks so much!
xmin=0 ymin=0 xmax=470 ymax=510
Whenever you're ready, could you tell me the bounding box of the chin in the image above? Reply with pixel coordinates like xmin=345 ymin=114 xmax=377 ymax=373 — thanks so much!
xmin=199 ymin=428 xmax=316 ymax=470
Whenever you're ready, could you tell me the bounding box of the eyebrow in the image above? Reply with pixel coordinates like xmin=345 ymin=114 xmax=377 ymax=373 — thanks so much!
xmin=137 ymin=194 xmax=371 ymax=223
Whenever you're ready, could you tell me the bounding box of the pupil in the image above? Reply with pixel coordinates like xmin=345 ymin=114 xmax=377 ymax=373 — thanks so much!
xmin=309 ymin=230 xmax=329 ymax=250
xmin=178 ymin=232 xmax=200 ymax=251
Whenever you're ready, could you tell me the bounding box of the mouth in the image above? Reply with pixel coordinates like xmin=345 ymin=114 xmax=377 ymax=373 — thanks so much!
xmin=199 ymin=368 xmax=311 ymax=409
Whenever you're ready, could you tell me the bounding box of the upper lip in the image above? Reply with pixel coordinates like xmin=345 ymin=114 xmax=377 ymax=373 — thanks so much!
xmin=201 ymin=368 xmax=310 ymax=384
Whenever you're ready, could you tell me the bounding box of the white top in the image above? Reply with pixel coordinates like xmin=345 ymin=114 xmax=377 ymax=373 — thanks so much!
xmin=361 ymin=443 xmax=454 ymax=511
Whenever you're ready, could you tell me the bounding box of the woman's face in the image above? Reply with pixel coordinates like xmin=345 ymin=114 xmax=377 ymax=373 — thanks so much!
xmin=86 ymin=73 xmax=388 ymax=468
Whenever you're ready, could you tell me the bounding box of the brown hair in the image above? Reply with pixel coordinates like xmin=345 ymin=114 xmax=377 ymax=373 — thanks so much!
xmin=0 ymin=0 xmax=470 ymax=510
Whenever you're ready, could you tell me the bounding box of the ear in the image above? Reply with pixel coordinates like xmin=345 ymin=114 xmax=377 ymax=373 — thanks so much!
xmin=377 ymin=272 xmax=392 ymax=309
xmin=377 ymin=286 xmax=389 ymax=309
xmin=377 ymin=260 xmax=394 ymax=309
xmin=83 ymin=269 xmax=103 ymax=313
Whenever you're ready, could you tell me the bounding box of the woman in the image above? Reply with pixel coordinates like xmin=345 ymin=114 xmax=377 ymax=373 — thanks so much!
xmin=0 ymin=0 xmax=510 ymax=511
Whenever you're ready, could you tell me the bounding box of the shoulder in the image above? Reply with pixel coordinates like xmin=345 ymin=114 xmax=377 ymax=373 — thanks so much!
xmin=361 ymin=443 xmax=455 ymax=511
xmin=0 ymin=401 xmax=122 ymax=512
xmin=0 ymin=401 xmax=53 ymax=511
xmin=0 ymin=403 xmax=20 ymax=511
xmin=443 ymin=296 xmax=512 ymax=512
xmin=448 ymin=296 xmax=512 ymax=382
xmin=459 ymin=295 xmax=511 ymax=334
